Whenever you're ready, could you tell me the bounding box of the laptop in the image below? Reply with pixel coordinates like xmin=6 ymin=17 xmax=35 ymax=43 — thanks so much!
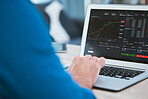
xmin=80 ymin=4 xmax=148 ymax=91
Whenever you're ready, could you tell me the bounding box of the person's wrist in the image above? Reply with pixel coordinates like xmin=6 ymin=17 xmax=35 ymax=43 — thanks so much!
xmin=73 ymin=76 xmax=93 ymax=90
xmin=78 ymin=81 xmax=93 ymax=90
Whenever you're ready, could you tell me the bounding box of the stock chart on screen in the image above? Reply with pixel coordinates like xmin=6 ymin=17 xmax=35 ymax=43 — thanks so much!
xmin=85 ymin=9 xmax=148 ymax=63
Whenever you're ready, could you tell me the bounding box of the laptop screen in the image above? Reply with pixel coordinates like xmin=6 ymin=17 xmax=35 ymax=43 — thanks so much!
xmin=84 ymin=9 xmax=148 ymax=64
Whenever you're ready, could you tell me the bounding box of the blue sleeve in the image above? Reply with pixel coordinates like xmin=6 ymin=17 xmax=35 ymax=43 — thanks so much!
xmin=0 ymin=0 xmax=96 ymax=99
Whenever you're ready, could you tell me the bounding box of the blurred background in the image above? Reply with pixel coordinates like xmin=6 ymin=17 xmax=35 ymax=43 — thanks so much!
xmin=30 ymin=0 xmax=148 ymax=45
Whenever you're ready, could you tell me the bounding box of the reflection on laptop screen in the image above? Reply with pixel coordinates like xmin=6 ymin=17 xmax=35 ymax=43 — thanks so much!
xmin=84 ymin=9 xmax=148 ymax=64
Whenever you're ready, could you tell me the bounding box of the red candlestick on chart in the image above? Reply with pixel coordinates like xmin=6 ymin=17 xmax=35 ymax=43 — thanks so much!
xmin=125 ymin=20 xmax=130 ymax=27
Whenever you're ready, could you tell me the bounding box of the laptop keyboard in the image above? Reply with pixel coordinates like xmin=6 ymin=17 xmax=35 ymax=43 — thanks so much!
xmin=100 ymin=65 xmax=145 ymax=80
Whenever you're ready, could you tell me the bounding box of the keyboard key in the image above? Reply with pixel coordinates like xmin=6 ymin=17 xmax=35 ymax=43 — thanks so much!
xmin=99 ymin=65 xmax=145 ymax=80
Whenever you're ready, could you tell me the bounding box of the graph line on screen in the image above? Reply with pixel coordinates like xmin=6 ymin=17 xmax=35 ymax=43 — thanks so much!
xmin=88 ymin=21 xmax=120 ymax=36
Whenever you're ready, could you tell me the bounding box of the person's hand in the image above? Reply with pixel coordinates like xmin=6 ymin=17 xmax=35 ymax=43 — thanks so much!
xmin=67 ymin=55 xmax=105 ymax=90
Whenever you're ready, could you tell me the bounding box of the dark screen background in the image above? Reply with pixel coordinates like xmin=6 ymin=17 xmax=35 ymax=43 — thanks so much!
xmin=84 ymin=9 xmax=148 ymax=64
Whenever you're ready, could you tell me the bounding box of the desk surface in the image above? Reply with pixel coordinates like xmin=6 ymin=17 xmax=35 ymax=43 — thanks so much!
xmin=57 ymin=44 xmax=148 ymax=99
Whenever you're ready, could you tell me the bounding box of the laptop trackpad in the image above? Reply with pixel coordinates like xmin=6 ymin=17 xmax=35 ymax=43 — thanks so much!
xmin=94 ymin=76 xmax=130 ymax=91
